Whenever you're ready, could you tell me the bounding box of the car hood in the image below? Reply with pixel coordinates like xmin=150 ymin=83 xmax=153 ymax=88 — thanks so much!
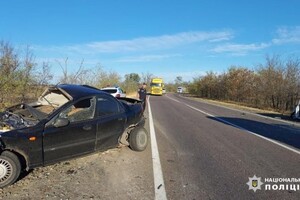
xmin=0 ymin=86 xmax=71 ymax=133
xmin=0 ymin=84 xmax=105 ymax=133
xmin=0 ymin=110 xmax=38 ymax=133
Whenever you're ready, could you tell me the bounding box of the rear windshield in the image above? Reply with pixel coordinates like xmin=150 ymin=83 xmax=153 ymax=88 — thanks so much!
xmin=102 ymin=89 xmax=117 ymax=94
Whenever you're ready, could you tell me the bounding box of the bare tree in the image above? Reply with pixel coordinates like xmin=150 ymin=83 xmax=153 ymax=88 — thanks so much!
xmin=34 ymin=62 xmax=54 ymax=97
xmin=36 ymin=62 xmax=53 ymax=86
xmin=174 ymin=76 xmax=183 ymax=86
xmin=18 ymin=45 xmax=36 ymax=101
xmin=57 ymin=57 xmax=69 ymax=84
xmin=141 ymin=72 xmax=153 ymax=85
xmin=57 ymin=58 xmax=92 ymax=84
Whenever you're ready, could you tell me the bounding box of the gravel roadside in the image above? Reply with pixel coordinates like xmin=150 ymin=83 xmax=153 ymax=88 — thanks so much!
xmin=0 ymin=145 xmax=153 ymax=200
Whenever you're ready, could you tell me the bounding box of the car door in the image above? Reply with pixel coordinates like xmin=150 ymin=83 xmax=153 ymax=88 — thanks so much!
xmin=43 ymin=96 xmax=97 ymax=165
xmin=95 ymin=94 xmax=126 ymax=150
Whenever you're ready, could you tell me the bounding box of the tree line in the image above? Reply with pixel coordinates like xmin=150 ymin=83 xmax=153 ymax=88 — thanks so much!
xmin=1 ymin=40 xmax=299 ymax=113
xmin=0 ymin=41 xmax=153 ymax=109
xmin=188 ymin=55 xmax=300 ymax=112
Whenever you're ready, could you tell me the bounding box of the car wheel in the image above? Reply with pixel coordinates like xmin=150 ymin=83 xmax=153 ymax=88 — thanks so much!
xmin=129 ymin=127 xmax=148 ymax=151
xmin=0 ymin=151 xmax=21 ymax=188
xmin=291 ymin=111 xmax=296 ymax=119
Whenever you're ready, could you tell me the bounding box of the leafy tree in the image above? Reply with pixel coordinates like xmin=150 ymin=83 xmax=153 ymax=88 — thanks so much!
xmin=122 ymin=73 xmax=140 ymax=94
xmin=189 ymin=55 xmax=300 ymax=112
xmin=125 ymin=73 xmax=140 ymax=83
xmin=92 ymin=66 xmax=121 ymax=88
xmin=257 ymin=55 xmax=285 ymax=109
xmin=0 ymin=41 xmax=37 ymax=105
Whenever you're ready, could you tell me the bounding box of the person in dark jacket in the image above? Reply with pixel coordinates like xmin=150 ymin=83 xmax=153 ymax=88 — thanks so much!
xmin=137 ymin=83 xmax=147 ymax=112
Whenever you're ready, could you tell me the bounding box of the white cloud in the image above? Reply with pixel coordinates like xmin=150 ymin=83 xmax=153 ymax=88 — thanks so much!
xmin=210 ymin=43 xmax=269 ymax=55
xmin=115 ymin=54 xmax=181 ymax=63
xmin=272 ymin=26 xmax=300 ymax=44
xmin=210 ymin=26 xmax=300 ymax=55
xmin=84 ymin=31 xmax=233 ymax=53
xmin=34 ymin=30 xmax=234 ymax=54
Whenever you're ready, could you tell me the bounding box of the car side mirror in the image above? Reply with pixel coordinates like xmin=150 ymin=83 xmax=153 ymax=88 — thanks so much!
xmin=53 ymin=118 xmax=70 ymax=128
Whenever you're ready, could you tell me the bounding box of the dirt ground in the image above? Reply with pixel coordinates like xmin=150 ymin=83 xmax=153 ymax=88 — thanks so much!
xmin=0 ymin=145 xmax=153 ymax=200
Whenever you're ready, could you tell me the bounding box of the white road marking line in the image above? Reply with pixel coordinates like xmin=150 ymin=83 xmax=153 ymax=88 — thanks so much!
xmin=186 ymin=104 xmax=300 ymax=155
xmin=185 ymin=104 xmax=214 ymax=117
xmin=180 ymin=94 xmax=300 ymax=128
xmin=165 ymin=94 xmax=180 ymax=103
xmin=147 ymin=96 xmax=168 ymax=200
xmin=168 ymin=95 xmax=300 ymax=155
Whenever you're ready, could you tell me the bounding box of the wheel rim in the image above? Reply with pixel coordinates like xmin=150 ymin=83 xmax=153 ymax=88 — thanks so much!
xmin=138 ymin=131 xmax=147 ymax=146
xmin=0 ymin=158 xmax=12 ymax=183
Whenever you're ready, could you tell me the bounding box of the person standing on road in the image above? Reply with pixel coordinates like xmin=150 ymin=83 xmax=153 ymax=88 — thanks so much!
xmin=137 ymin=83 xmax=147 ymax=112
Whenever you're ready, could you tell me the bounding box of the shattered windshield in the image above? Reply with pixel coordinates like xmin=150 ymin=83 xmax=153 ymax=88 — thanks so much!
xmin=29 ymin=87 xmax=70 ymax=115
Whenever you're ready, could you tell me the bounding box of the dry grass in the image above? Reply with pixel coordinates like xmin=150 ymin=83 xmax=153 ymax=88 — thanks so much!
xmin=188 ymin=96 xmax=283 ymax=115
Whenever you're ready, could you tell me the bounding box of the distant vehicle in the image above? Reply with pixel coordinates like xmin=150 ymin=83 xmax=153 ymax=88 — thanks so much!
xmin=291 ymin=100 xmax=300 ymax=120
xmin=101 ymin=87 xmax=126 ymax=98
xmin=177 ymin=87 xmax=183 ymax=93
xmin=150 ymin=78 xmax=164 ymax=95
xmin=0 ymin=84 xmax=147 ymax=188
xmin=162 ymin=88 xmax=166 ymax=94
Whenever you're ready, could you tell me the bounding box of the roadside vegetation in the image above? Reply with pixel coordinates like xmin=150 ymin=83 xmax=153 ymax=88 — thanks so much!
xmin=188 ymin=55 xmax=300 ymax=113
xmin=0 ymin=41 xmax=155 ymax=109
xmin=1 ymin=40 xmax=299 ymax=114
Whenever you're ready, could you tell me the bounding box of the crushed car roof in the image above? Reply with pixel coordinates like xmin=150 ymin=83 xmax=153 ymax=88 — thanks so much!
xmin=56 ymin=84 xmax=106 ymax=100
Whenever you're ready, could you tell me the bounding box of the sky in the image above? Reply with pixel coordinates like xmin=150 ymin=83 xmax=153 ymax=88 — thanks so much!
xmin=1 ymin=0 xmax=300 ymax=83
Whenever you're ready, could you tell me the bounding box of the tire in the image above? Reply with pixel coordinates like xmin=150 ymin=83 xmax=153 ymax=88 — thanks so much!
xmin=291 ymin=112 xmax=296 ymax=119
xmin=129 ymin=127 xmax=148 ymax=152
xmin=0 ymin=151 xmax=21 ymax=188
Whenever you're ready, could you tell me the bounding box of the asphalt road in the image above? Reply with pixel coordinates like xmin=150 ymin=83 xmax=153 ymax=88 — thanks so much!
xmin=149 ymin=93 xmax=300 ymax=200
